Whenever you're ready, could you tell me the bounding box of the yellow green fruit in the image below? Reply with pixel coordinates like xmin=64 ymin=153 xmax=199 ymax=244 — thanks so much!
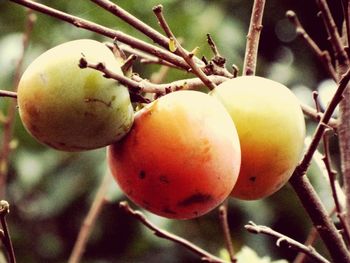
xmin=17 ymin=39 xmax=134 ymax=151
xmin=211 ymin=76 xmax=305 ymax=200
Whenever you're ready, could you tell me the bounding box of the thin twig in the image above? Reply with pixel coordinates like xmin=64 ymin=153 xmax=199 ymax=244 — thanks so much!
xmin=0 ymin=91 xmax=17 ymax=99
xmin=322 ymin=131 xmax=350 ymax=244
xmin=119 ymin=201 xmax=228 ymax=263
xmin=68 ymin=172 xmax=112 ymax=263
xmin=245 ymin=221 xmax=329 ymax=263
xmin=312 ymin=92 xmax=350 ymax=243
xmin=316 ymin=0 xmax=349 ymax=65
xmin=152 ymin=5 xmax=216 ymax=90
xmin=218 ymin=202 xmax=236 ymax=263
xmin=300 ymin=102 xmax=338 ymax=128
xmin=0 ymin=8 xmax=35 ymax=198
xmin=286 ymin=10 xmax=338 ymax=81
xmin=204 ymin=34 xmax=234 ymax=78
xmin=293 ymin=227 xmax=319 ymax=263
xmin=340 ymin=0 xmax=350 ymax=51
xmin=288 ymin=68 xmax=350 ymax=263
xmin=0 ymin=201 xmax=16 ymax=263
xmin=293 ymin=208 xmax=336 ymax=263
xmin=79 ymin=57 xmax=228 ymax=95
xmin=9 ymin=0 xmax=192 ymax=71
xmin=89 ymin=0 xmax=204 ymax=67
xmin=295 ymin=67 xmax=350 ymax=177
xmin=105 ymin=43 xmax=181 ymax=69
xmin=242 ymin=0 xmax=266 ymax=76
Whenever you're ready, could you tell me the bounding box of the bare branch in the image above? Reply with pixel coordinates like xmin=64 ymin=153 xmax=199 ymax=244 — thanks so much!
xmin=89 ymin=0 xmax=204 ymax=67
xmin=245 ymin=221 xmax=329 ymax=263
xmin=286 ymin=10 xmax=338 ymax=81
xmin=300 ymin=103 xmax=338 ymax=128
xmin=315 ymin=0 xmax=349 ymax=65
xmin=0 ymin=201 xmax=16 ymax=263
xmin=152 ymin=5 xmax=216 ymax=90
xmin=0 ymin=91 xmax=17 ymax=99
xmin=119 ymin=201 xmax=228 ymax=263
xmin=68 ymin=172 xmax=112 ymax=263
xmin=218 ymin=202 xmax=236 ymax=263
xmin=0 ymin=8 xmax=35 ymax=198
xmin=321 ymin=131 xmax=350 ymax=244
xmin=9 ymin=0 xmax=192 ymax=71
xmin=296 ymin=68 xmax=350 ymax=177
xmin=243 ymin=0 xmax=266 ymax=76
xmin=289 ymin=68 xmax=350 ymax=263
xmin=340 ymin=0 xmax=350 ymax=51
xmin=79 ymin=57 xmax=228 ymax=95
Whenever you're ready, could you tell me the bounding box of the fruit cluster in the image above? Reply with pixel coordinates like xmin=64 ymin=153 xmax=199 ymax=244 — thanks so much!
xmin=17 ymin=39 xmax=306 ymax=219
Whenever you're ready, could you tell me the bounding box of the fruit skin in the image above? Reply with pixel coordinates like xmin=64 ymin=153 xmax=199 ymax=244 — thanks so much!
xmin=17 ymin=39 xmax=134 ymax=151
xmin=210 ymin=76 xmax=305 ymax=200
xmin=107 ymin=90 xmax=241 ymax=219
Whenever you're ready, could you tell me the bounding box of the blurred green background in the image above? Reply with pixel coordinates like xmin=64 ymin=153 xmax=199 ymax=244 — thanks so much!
xmin=0 ymin=0 xmax=344 ymax=262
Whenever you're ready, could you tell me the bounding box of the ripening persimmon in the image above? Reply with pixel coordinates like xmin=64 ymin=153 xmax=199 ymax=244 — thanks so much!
xmin=107 ymin=90 xmax=241 ymax=219
xmin=17 ymin=39 xmax=134 ymax=151
xmin=210 ymin=76 xmax=305 ymax=200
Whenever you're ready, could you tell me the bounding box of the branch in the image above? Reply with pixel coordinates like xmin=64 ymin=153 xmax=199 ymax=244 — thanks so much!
xmin=218 ymin=202 xmax=236 ymax=263
xmin=242 ymin=0 xmax=266 ymax=76
xmin=340 ymin=0 xmax=350 ymax=52
xmin=0 ymin=201 xmax=16 ymax=263
xmin=152 ymin=5 xmax=216 ymax=90
xmin=245 ymin=221 xmax=329 ymax=263
xmin=0 ymin=8 xmax=35 ymax=198
xmin=117 ymin=44 xmax=182 ymax=69
xmin=89 ymin=0 xmax=205 ymax=67
xmin=79 ymin=57 xmax=228 ymax=95
xmin=296 ymin=68 xmax=350 ymax=177
xmin=0 ymin=91 xmax=17 ymax=99
xmin=9 ymin=0 xmax=192 ymax=71
xmin=203 ymin=34 xmax=234 ymax=78
xmin=321 ymin=131 xmax=350 ymax=243
xmin=68 ymin=172 xmax=112 ymax=263
xmin=119 ymin=201 xmax=228 ymax=263
xmin=288 ymin=68 xmax=350 ymax=262
xmin=286 ymin=10 xmax=338 ymax=81
xmin=300 ymin=103 xmax=338 ymax=128
xmin=315 ymin=0 xmax=349 ymax=65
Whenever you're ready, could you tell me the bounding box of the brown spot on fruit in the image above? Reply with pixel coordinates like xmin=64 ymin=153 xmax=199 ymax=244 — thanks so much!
xmin=178 ymin=193 xmax=213 ymax=207
xmin=162 ymin=207 xmax=177 ymax=215
xmin=159 ymin=175 xmax=169 ymax=184
xmin=139 ymin=170 xmax=146 ymax=179
xmin=249 ymin=176 xmax=256 ymax=182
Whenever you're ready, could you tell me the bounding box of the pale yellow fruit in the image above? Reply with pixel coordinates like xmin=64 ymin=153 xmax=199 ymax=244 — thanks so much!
xmin=18 ymin=39 xmax=134 ymax=151
xmin=211 ymin=76 xmax=305 ymax=200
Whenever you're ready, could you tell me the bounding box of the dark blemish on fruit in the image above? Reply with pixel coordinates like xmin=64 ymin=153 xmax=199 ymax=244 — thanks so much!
xmin=159 ymin=175 xmax=169 ymax=184
xmin=162 ymin=207 xmax=177 ymax=215
xmin=84 ymin=97 xmax=112 ymax=108
xmin=249 ymin=176 xmax=256 ymax=182
xmin=139 ymin=170 xmax=146 ymax=179
xmin=178 ymin=193 xmax=213 ymax=207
